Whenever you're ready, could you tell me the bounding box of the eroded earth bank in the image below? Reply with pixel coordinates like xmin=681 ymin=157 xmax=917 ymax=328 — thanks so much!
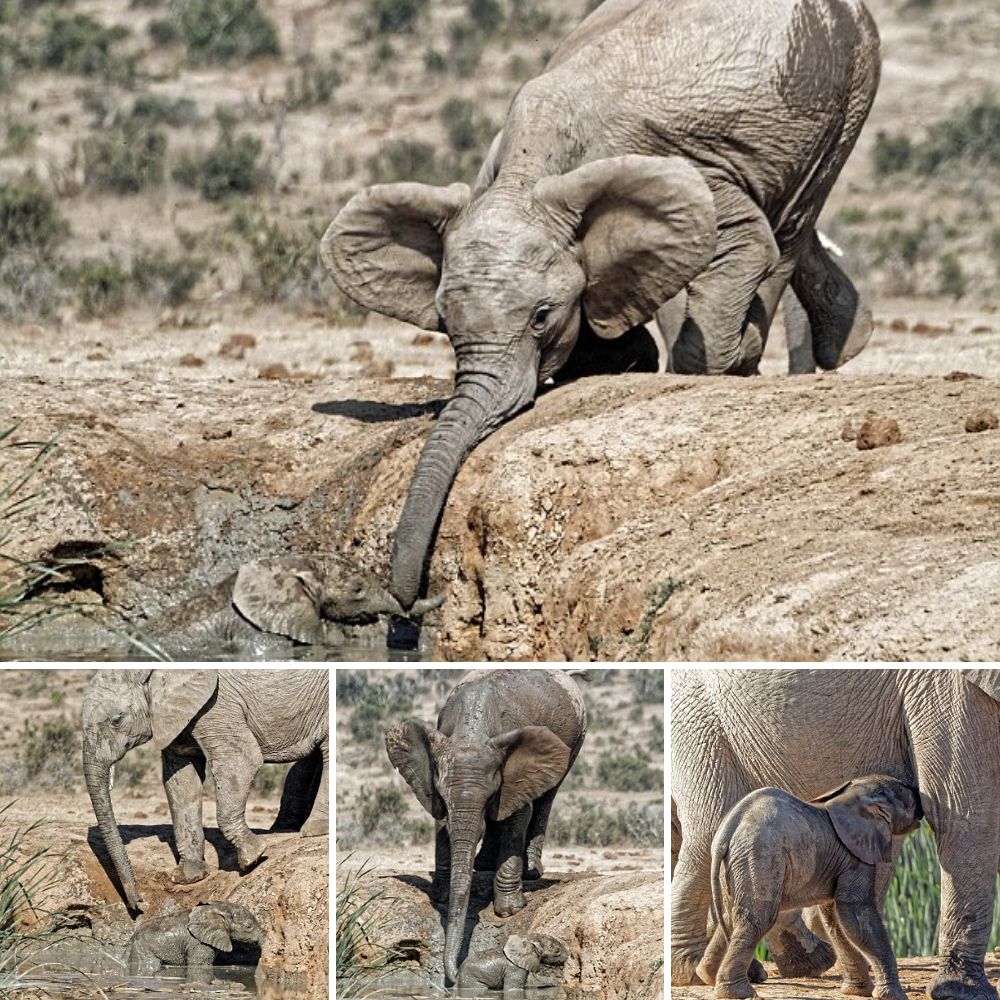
xmin=2 ymin=369 xmax=998 ymax=660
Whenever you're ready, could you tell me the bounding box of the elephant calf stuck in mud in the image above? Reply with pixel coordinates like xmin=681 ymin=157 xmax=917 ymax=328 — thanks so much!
xmin=457 ymin=933 xmax=570 ymax=994
xmin=83 ymin=669 xmax=329 ymax=911
xmin=321 ymin=0 xmax=880 ymax=613
xmin=385 ymin=668 xmax=586 ymax=983
xmin=704 ymin=777 xmax=922 ymax=1000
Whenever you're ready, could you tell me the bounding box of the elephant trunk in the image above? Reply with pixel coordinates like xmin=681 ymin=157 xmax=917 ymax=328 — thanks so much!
xmin=390 ymin=356 xmax=538 ymax=610
xmin=83 ymin=752 xmax=140 ymax=911
xmin=443 ymin=832 xmax=478 ymax=983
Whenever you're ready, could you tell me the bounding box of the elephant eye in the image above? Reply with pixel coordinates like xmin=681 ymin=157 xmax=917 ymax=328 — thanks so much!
xmin=529 ymin=304 xmax=554 ymax=331
xmin=110 ymin=713 xmax=124 ymax=727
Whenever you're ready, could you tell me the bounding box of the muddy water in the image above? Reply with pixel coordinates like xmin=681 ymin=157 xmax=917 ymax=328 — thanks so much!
xmin=343 ymin=973 xmax=601 ymax=999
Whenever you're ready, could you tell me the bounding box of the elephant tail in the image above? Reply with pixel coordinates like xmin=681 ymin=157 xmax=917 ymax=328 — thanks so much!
xmin=709 ymin=808 xmax=741 ymax=942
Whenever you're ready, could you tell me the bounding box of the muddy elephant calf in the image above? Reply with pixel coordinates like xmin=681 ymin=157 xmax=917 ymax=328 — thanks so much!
xmin=457 ymin=933 xmax=569 ymax=994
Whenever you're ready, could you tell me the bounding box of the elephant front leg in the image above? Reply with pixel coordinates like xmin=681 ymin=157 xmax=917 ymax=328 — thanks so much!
xmin=210 ymin=740 xmax=265 ymax=870
xmin=430 ymin=822 xmax=450 ymax=903
xmin=299 ymin=738 xmax=329 ymax=838
xmin=493 ymin=804 xmax=530 ymax=917
xmin=523 ymin=787 xmax=559 ymax=879
xmin=162 ymin=751 xmax=210 ymax=885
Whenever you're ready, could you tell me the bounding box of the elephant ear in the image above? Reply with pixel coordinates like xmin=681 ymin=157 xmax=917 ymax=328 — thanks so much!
xmin=188 ymin=903 xmax=233 ymax=953
xmin=503 ymin=935 xmax=541 ymax=974
xmin=149 ymin=670 xmax=219 ymax=751
xmin=958 ymin=670 xmax=1000 ymax=706
xmin=384 ymin=719 xmax=446 ymax=820
xmin=533 ymin=154 xmax=716 ymax=340
xmin=489 ymin=726 xmax=570 ymax=821
xmin=320 ymin=182 xmax=470 ymax=331
xmin=232 ymin=556 xmax=324 ymax=644
xmin=820 ymin=782 xmax=894 ymax=865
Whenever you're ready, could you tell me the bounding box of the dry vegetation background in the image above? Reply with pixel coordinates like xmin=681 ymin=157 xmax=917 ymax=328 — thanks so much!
xmin=0 ymin=0 xmax=997 ymax=380
xmin=336 ymin=668 xmax=664 ymax=853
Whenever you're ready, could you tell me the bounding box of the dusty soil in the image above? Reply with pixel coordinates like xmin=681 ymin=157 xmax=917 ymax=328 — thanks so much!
xmin=337 ymin=847 xmax=664 ymax=1000
xmin=0 ymin=669 xmax=328 ymax=997
xmin=2 ymin=366 xmax=997 ymax=660
xmin=671 ymin=956 xmax=1000 ymax=1000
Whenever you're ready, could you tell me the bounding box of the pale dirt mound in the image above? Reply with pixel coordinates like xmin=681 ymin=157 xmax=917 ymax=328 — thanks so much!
xmin=338 ymin=849 xmax=664 ymax=1000
xmin=671 ymin=956 xmax=1000 ymax=999
xmin=2 ymin=371 xmax=997 ymax=660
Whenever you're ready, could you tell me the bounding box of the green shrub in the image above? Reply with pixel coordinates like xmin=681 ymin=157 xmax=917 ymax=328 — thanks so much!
xmin=917 ymin=96 xmax=1000 ymax=174
xmin=365 ymin=0 xmax=428 ymax=34
xmin=285 ymin=56 xmax=340 ymax=109
xmin=508 ymin=0 xmax=552 ymax=35
xmin=423 ymin=47 xmax=447 ymax=73
xmin=365 ymin=137 xmax=447 ymax=184
xmin=358 ymin=785 xmax=407 ymax=835
xmin=872 ymin=130 xmax=913 ymax=177
xmin=4 ymin=115 xmax=32 ymax=155
xmin=447 ymin=17 xmax=483 ymax=76
xmin=173 ymin=130 xmax=265 ymax=200
xmin=114 ymin=748 xmax=156 ymax=789
xmin=148 ymin=17 xmax=180 ymax=45
xmin=336 ymin=670 xmax=369 ymax=703
xmin=176 ymin=0 xmax=280 ymax=63
xmin=76 ymin=259 xmax=129 ymax=316
xmin=937 ymin=253 xmax=966 ymax=298
xmin=440 ymin=97 xmax=494 ymax=154
xmin=85 ymin=121 xmax=168 ymax=194
xmin=129 ymin=92 xmax=200 ymax=127
xmin=595 ymin=750 xmax=663 ymax=792
xmin=241 ymin=215 xmax=316 ymax=302
xmin=631 ymin=670 xmax=663 ymax=704
xmin=39 ymin=12 xmax=134 ymax=83
xmin=837 ymin=205 xmax=868 ymax=225
xmin=871 ymin=222 xmax=928 ymax=268
xmin=0 ymin=250 xmax=63 ymax=319
xmin=467 ymin=0 xmax=503 ymax=35
xmin=548 ymin=796 xmax=663 ymax=847
xmin=252 ymin=762 xmax=291 ymax=797
xmin=131 ymin=247 xmax=205 ymax=306
xmin=22 ymin=717 xmax=77 ymax=790
xmin=0 ymin=180 xmax=65 ymax=256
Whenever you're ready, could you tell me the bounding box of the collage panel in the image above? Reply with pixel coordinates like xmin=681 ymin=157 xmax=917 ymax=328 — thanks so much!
xmin=669 ymin=667 xmax=1000 ymax=1000
xmin=335 ymin=666 xmax=665 ymax=998
xmin=0 ymin=667 xmax=329 ymax=1000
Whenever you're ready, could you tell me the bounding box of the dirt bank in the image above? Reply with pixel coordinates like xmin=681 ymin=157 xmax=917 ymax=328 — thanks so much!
xmin=672 ymin=956 xmax=1000 ymax=1000
xmin=337 ymin=848 xmax=664 ymax=999
xmin=2 ymin=370 xmax=997 ymax=660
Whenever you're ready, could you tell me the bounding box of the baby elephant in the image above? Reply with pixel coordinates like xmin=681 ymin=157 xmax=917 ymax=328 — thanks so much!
xmin=457 ymin=933 xmax=569 ymax=993
xmin=128 ymin=901 xmax=263 ymax=977
xmin=702 ymin=775 xmax=922 ymax=1000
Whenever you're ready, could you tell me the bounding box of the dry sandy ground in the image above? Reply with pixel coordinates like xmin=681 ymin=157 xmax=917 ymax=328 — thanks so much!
xmin=672 ymin=957 xmax=1000 ymax=1000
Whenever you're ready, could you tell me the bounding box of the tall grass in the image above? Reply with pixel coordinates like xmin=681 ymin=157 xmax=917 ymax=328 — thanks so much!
xmin=0 ymin=802 xmax=72 ymax=991
xmin=336 ymin=854 xmax=402 ymax=996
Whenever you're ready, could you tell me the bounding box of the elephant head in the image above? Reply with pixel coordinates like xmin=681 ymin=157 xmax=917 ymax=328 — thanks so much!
xmin=504 ymin=932 xmax=570 ymax=973
xmin=322 ymin=155 xmax=716 ymax=608
xmin=82 ymin=670 xmax=220 ymax=910
xmin=811 ymin=775 xmax=923 ymax=865
xmin=231 ymin=555 xmax=443 ymax=643
xmin=188 ymin=901 xmax=264 ymax=952
xmin=385 ymin=718 xmax=572 ymax=981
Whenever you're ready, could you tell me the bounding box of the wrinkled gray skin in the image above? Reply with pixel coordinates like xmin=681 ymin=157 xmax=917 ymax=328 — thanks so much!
xmin=128 ymin=901 xmax=263 ymax=978
xmin=672 ymin=668 xmax=1000 ymax=1000
xmin=321 ymin=0 xmax=879 ymax=610
xmin=148 ymin=554 xmax=442 ymax=656
xmin=385 ymin=669 xmax=586 ymax=983
xmin=83 ymin=669 xmax=329 ymax=912
xmin=705 ymin=778 xmax=921 ymax=1000
xmin=457 ymin=932 xmax=569 ymax=994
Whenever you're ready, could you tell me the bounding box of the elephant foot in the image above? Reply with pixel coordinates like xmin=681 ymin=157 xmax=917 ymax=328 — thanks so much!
xmin=170 ymin=859 xmax=211 ymax=885
xmin=748 ymin=959 xmax=768 ymax=984
xmin=715 ymin=980 xmax=757 ymax=999
xmin=524 ymin=864 xmax=542 ymax=881
xmin=872 ymin=984 xmax=906 ymax=1000
xmin=841 ymin=980 xmax=874 ymax=997
xmin=236 ymin=833 xmax=266 ymax=871
xmin=772 ymin=935 xmax=837 ymax=979
xmin=672 ymin=951 xmax=709 ymax=987
xmin=299 ymin=816 xmax=328 ymax=838
xmin=929 ymin=958 xmax=998 ymax=1000
xmin=493 ymin=890 xmax=526 ymax=917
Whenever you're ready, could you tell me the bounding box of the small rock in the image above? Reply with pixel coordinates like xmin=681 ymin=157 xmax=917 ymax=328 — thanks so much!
xmin=364 ymin=359 xmax=395 ymax=378
xmin=350 ymin=340 xmax=374 ymax=362
xmin=888 ymin=318 xmax=908 ymax=332
xmin=412 ymin=332 xmax=437 ymax=346
xmin=944 ymin=370 xmax=983 ymax=381
xmin=202 ymin=428 xmax=233 ymax=441
xmin=219 ymin=333 xmax=257 ymax=359
xmin=86 ymin=351 xmax=108 ymax=361
xmin=258 ymin=363 xmax=291 ymax=380
xmin=856 ymin=416 xmax=902 ymax=450
xmin=179 ymin=353 xmax=204 ymax=368
xmin=965 ymin=408 xmax=998 ymax=433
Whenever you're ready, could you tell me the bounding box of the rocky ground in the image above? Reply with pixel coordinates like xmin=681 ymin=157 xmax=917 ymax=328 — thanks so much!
xmin=337 ymin=847 xmax=664 ymax=1000
xmin=1 ymin=361 xmax=997 ymax=660
xmin=0 ymin=669 xmax=328 ymax=997
xmin=672 ymin=956 xmax=1000 ymax=1000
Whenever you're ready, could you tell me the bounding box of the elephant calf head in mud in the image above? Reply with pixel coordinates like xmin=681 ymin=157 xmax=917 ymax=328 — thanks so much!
xmin=128 ymin=901 xmax=263 ymax=977
xmin=151 ymin=553 xmax=442 ymax=654
xmin=457 ymin=933 xmax=569 ymax=994
xmin=705 ymin=776 xmax=921 ymax=1000
xmin=385 ymin=668 xmax=586 ymax=983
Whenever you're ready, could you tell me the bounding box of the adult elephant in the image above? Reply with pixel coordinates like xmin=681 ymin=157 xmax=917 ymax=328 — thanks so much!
xmin=83 ymin=669 xmax=329 ymax=911
xmin=385 ymin=668 xmax=586 ymax=983
xmin=672 ymin=669 xmax=1000 ymax=1000
xmin=320 ymin=0 xmax=879 ymax=610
